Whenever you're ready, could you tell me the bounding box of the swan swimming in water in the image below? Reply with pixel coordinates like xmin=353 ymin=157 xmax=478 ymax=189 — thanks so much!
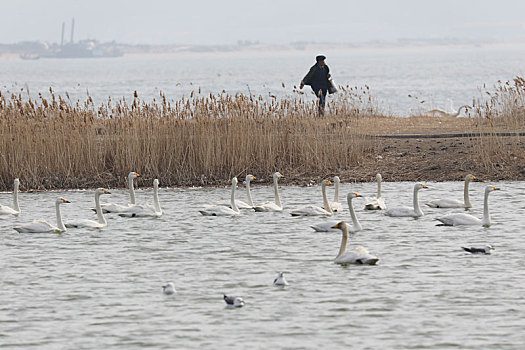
xmin=14 ymin=197 xmax=71 ymax=233
xmin=100 ymin=172 xmax=140 ymax=213
xmin=327 ymin=176 xmax=343 ymax=212
xmin=273 ymin=272 xmax=289 ymax=286
xmin=332 ymin=221 xmax=379 ymax=265
xmin=436 ymin=186 xmax=499 ymax=227
xmin=224 ymin=294 xmax=245 ymax=307
xmin=162 ymin=282 xmax=176 ymax=295
xmin=426 ymin=174 xmax=476 ymax=208
xmin=199 ymin=177 xmax=241 ymax=216
xmin=364 ymin=173 xmax=387 ymax=210
xmin=385 ymin=183 xmax=428 ymax=217
xmin=311 ymin=192 xmax=363 ymax=232
xmin=290 ymin=180 xmax=333 ymax=217
xmin=254 ymin=172 xmax=284 ymax=212
xmin=119 ymin=179 xmax=163 ymax=217
xmin=0 ymin=178 xmax=21 ymax=216
xmin=217 ymin=174 xmax=256 ymax=209
xmin=66 ymin=188 xmax=111 ymax=228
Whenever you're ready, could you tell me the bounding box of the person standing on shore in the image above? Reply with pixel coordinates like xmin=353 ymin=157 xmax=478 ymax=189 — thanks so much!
xmin=300 ymin=55 xmax=331 ymax=116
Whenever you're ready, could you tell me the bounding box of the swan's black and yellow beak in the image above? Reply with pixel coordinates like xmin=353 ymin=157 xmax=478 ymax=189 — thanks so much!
xmin=62 ymin=198 xmax=71 ymax=203
xmin=422 ymin=185 xmax=428 ymax=189
xmin=354 ymin=193 xmax=362 ymax=197
xmin=280 ymin=174 xmax=284 ymax=178
xmin=252 ymin=176 xmax=256 ymax=180
xmin=135 ymin=173 xmax=140 ymax=177
xmin=103 ymin=189 xmax=111 ymax=194
xmin=492 ymin=186 xmax=500 ymax=191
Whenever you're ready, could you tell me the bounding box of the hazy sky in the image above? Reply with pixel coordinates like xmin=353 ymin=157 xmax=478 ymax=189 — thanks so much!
xmin=2 ymin=0 xmax=525 ymax=45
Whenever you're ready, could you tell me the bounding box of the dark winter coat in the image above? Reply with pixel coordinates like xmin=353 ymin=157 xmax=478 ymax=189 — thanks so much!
xmin=302 ymin=64 xmax=330 ymax=90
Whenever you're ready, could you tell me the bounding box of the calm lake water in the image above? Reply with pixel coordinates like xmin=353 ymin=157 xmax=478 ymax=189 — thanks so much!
xmin=1 ymin=179 xmax=524 ymax=349
xmin=2 ymin=45 xmax=525 ymax=115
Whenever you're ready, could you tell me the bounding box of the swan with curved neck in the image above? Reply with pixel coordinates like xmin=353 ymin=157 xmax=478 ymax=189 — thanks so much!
xmin=424 ymin=105 xmax=469 ymax=118
xmin=119 ymin=179 xmax=163 ymax=217
xmin=66 ymin=189 xmax=111 ymax=228
xmin=364 ymin=173 xmax=387 ymax=210
xmin=332 ymin=221 xmax=379 ymax=265
xmin=0 ymin=178 xmax=21 ymax=216
xmin=14 ymin=197 xmax=70 ymax=233
xmin=327 ymin=176 xmax=343 ymax=212
xmin=436 ymin=186 xmax=499 ymax=226
xmin=217 ymin=174 xmax=256 ymax=209
xmin=101 ymin=172 xmax=140 ymax=213
xmin=385 ymin=183 xmax=428 ymax=217
xmin=199 ymin=177 xmax=240 ymax=216
xmin=254 ymin=172 xmax=284 ymax=212
xmin=311 ymin=192 xmax=363 ymax=232
xmin=426 ymin=174 xmax=476 ymax=208
xmin=290 ymin=180 xmax=333 ymax=216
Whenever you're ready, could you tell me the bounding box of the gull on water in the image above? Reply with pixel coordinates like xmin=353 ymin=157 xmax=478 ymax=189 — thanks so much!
xmin=273 ymin=272 xmax=289 ymax=286
xmin=224 ymin=294 xmax=245 ymax=307
xmin=162 ymin=282 xmax=176 ymax=295
xmin=462 ymin=245 xmax=494 ymax=255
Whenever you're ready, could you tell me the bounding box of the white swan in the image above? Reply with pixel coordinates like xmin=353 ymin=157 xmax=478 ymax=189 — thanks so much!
xmin=426 ymin=174 xmax=476 ymax=208
xmin=290 ymin=180 xmax=333 ymax=216
xmin=273 ymin=272 xmax=289 ymax=286
xmin=436 ymin=186 xmax=499 ymax=226
xmin=332 ymin=221 xmax=379 ymax=265
xmin=162 ymin=282 xmax=176 ymax=295
xmin=217 ymin=174 xmax=256 ymax=209
xmin=199 ymin=177 xmax=240 ymax=216
xmin=100 ymin=171 xmax=140 ymax=213
xmin=119 ymin=179 xmax=163 ymax=217
xmin=66 ymin=188 xmax=111 ymax=228
xmin=311 ymin=192 xmax=363 ymax=232
xmin=254 ymin=172 xmax=284 ymax=212
xmin=14 ymin=197 xmax=70 ymax=233
xmin=0 ymin=178 xmax=21 ymax=216
xmin=385 ymin=183 xmax=428 ymax=217
xmin=327 ymin=176 xmax=344 ymax=212
xmin=364 ymin=173 xmax=387 ymax=210
xmin=423 ymin=105 xmax=469 ymax=118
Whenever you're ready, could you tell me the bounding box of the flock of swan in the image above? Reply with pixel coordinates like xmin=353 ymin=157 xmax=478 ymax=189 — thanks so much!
xmin=1 ymin=171 xmax=500 ymax=307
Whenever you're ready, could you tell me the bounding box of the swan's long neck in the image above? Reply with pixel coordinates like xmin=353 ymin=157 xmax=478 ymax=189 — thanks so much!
xmin=413 ymin=187 xmax=423 ymax=216
xmin=56 ymin=202 xmax=66 ymax=232
xmin=453 ymin=105 xmax=468 ymax=117
xmin=377 ymin=177 xmax=382 ymax=199
xmin=230 ymin=181 xmax=239 ymax=213
xmin=273 ymin=176 xmax=281 ymax=208
xmin=464 ymin=179 xmax=472 ymax=208
xmin=246 ymin=178 xmax=254 ymax=207
xmin=482 ymin=189 xmax=491 ymax=226
xmin=334 ymin=179 xmax=340 ymax=202
xmin=153 ymin=183 xmax=161 ymax=213
xmin=336 ymin=225 xmax=349 ymax=259
xmin=322 ymin=183 xmax=333 ymax=214
xmin=94 ymin=193 xmax=106 ymax=225
xmin=347 ymin=196 xmax=362 ymax=232
xmin=13 ymin=181 xmax=20 ymax=213
xmin=128 ymin=175 xmax=136 ymax=205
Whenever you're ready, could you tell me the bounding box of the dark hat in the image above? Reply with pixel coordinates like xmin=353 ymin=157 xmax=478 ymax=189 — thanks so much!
xmin=316 ymin=55 xmax=326 ymax=61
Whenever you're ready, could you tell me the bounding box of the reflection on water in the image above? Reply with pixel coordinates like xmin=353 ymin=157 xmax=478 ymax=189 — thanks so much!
xmin=1 ymin=180 xmax=525 ymax=348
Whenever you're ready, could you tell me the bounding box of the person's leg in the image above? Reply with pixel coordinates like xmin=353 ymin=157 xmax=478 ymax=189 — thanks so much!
xmin=318 ymin=88 xmax=327 ymax=116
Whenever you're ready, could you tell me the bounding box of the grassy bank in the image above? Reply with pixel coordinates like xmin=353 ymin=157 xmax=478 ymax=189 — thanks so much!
xmin=1 ymin=80 xmax=524 ymax=191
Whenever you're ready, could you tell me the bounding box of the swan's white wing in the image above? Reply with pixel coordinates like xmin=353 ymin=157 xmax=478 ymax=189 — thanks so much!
xmin=290 ymin=205 xmax=332 ymax=217
xmin=65 ymin=219 xmax=105 ymax=229
xmin=385 ymin=206 xmax=418 ymax=217
xmin=14 ymin=220 xmax=60 ymax=233
xmin=0 ymin=205 xmax=19 ymax=215
xmin=217 ymin=199 xmax=252 ymax=209
xmin=426 ymin=198 xmax=464 ymax=208
xmin=119 ymin=206 xmax=162 ymax=218
xmin=310 ymin=220 xmax=340 ymax=232
xmin=336 ymin=247 xmax=379 ymax=265
xmin=328 ymin=201 xmax=344 ymax=213
xmin=254 ymin=201 xmax=282 ymax=212
xmin=436 ymin=213 xmax=481 ymax=226
xmin=100 ymin=203 xmax=134 ymax=213
xmin=364 ymin=197 xmax=387 ymax=210
xmin=199 ymin=205 xmax=239 ymax=216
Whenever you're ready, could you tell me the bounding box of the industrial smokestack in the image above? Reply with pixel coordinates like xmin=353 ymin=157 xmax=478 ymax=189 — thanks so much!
xmin=70 ymin=18 xmax=75 ymax=44
xmin=61 ymin=22 xmax=65 ymax=47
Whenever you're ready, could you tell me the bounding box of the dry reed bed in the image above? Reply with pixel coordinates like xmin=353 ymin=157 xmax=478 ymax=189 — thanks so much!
xmin=1 ymin=78 xmax=524 ymax=191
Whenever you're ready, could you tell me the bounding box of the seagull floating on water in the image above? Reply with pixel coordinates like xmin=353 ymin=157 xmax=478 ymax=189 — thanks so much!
xmin=224 ymin=294 xmax=245 ymax=307
xmin=162 ymin=282 xmax=176 ymax=295
xmin=273 ymin=272 xmax=288 ymax=286
xmin=462 ymin=245 xmax=494 ymax=255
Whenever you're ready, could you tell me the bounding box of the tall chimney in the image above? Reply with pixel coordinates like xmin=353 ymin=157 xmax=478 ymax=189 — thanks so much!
xmin=70 ymin=18 xmax=75 ymax=44
xmin=61 ymin=22 xmax=65 ymax=47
